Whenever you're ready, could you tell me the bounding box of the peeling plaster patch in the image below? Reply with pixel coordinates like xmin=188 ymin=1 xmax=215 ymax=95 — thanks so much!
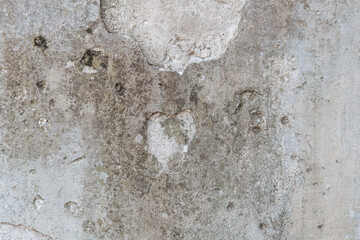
xmin=0 ymin=223 xmax=52 ymax=240
xmin=101 ymin=0 xmax=247 ymax=73
xmin=146 ymin=110 xmax=196 ymax=171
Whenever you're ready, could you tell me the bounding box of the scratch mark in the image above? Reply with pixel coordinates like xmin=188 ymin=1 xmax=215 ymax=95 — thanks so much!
xmin=68 ymin=155 xmax=86 ymax=165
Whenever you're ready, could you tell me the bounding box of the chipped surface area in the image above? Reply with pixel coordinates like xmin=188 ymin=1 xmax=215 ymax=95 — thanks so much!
xmin=101 ymin=0 xmax=246 ymax=73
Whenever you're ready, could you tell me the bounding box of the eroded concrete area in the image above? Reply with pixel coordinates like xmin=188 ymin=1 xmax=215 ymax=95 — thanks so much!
xmin=0 ymin=0 xmax=360 ymax=239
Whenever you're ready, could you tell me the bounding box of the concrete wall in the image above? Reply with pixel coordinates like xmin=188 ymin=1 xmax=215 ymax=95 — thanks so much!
xmin=0 ymin=0 xmax=359 ymax=239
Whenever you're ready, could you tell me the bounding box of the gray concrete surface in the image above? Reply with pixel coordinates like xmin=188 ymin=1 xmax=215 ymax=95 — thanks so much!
xmin=0 ymin=0 xmax=359 ymax=239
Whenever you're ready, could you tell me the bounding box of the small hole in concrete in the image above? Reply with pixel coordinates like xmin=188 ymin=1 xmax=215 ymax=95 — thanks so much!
xmin=100 ymin=62 xmax=108 ymax=69
xmin=226 ymin=202 xmax=234 ymax=211
xmin=115 ymin=83 xmax=126 ymax=96
xmin=34 ymin=36 xmax=48 ymax=50
xmin=81 ymin=49 xmax=108 ymax=69
xmin=281 ymin=115 xmax=289 ymax=125
xmin=85 ymin=28 xmax=93 ymax=34
xmin=259 ymin=223 xmax=266 ymax=230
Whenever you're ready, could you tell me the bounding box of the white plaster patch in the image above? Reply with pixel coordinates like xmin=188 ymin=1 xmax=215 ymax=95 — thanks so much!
xmin=146 ymin=110 xmax=196 ymax=171
xmin=134 ymin=134 xmax=143 ymax=144
xmin=81 ymin=66 xmax=97 ymax=74
xmin=101 ymin=0 xmax=247 ymax=73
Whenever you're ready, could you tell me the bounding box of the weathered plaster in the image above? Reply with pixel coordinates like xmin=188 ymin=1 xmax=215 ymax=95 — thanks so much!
xmin=0 ymin=0 xmax=359 ymax=239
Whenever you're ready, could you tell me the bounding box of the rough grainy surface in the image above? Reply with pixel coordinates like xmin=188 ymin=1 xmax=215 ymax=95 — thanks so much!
xmin=0 ymin=0 xmax=359 ymax=239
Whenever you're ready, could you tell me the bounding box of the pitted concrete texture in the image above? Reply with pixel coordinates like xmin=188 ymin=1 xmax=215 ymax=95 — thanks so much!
xmin=0 ymin=0 xmax=360 ymax=239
